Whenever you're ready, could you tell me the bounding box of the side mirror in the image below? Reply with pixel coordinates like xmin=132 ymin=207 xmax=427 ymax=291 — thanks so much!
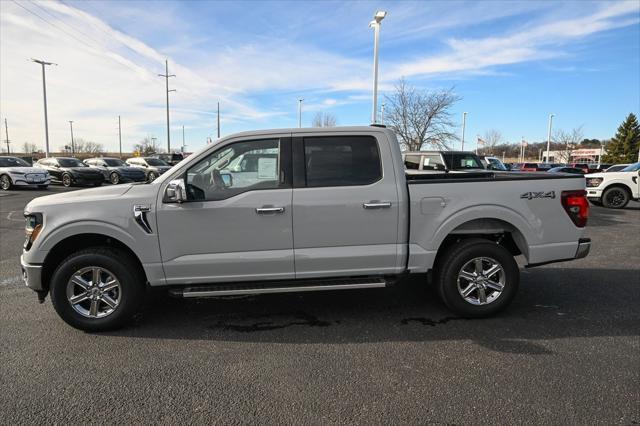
xmin=164 ymin=178 xmax=186 ymax=203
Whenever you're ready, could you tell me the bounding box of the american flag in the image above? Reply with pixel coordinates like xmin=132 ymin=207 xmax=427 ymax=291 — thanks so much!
xmin=477 ymin=136 xmax=485 ymax=146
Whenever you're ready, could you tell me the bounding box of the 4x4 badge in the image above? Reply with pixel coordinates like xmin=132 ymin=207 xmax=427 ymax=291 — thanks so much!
xmin=520 ymin=191 xmax=556 ymax=200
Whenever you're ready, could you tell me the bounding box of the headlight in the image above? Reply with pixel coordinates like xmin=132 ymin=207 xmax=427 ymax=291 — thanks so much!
xmin=24 ymin=213 xmax=43 ymax=251
xmin=586 ymin=177 xmax=603 ymax=187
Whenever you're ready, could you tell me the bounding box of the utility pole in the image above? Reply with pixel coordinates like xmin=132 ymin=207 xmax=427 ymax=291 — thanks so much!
xmin=297 ymin=98 xmax=303 ymax=128
xmin=217 ymin=102 xmax=220 ymax=138
xmin=68 ymin=121 xmax=75 ymax=156
xmin=182 ymin=125 xmax=185 ymax=152
xmin=118 ymin=116 xmax=122 ymax=158
xmin=461 ymin=112 xmax=467 ymax=151
xmin=546 ymin=113 xmax=554 ymax=163
xmin=31 ymin=59 xmax=57 ymax=158
xmin=158 ymin=59 xmax=176 ymax=153
xmin=380 ymin=103 xmax=385 ymax=125
xmin=3 ymin=118 xmax=10 ymax=154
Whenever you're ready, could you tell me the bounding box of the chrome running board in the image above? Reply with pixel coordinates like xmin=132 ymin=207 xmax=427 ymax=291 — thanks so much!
xmin=169 ymin=277 xmax=388 ymax=298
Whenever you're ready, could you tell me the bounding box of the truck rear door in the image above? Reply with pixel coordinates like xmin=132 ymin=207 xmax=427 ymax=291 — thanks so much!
xmin=291 ymin=133 xmax=401 ymax=278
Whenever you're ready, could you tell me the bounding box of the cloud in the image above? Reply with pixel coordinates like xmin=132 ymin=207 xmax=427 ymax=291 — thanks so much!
xmin=388 ymin=2 xmax=639 ymax=80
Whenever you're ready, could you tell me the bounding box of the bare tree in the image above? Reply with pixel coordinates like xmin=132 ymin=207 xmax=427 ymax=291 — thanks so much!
xmin=69 ymin=138 xmax=104 ymax=154
xmin=133 ymin=137 xmax=162 ymax=156
xmin=553 ymin=126 xmax=584 ymax=162
xmin=482 ymin=129 xmax=503 ymax=155
xmin=312 ymin=112 xmax=337 ymax=127
xmin=22 ymin=142 xmax=39 ymax=153
xmin=384 ymin=78 xmax=460 ymax=151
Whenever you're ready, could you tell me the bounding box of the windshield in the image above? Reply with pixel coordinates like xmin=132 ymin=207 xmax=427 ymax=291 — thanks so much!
xmin=146 ymin=158 xmax=169 ymax=166
xmin=0 ymin=157 xmax=30 ymax=167
xmin=621 ymin=162 xmax=640 ymax=172
xmin=104 ymin=159 xmax=126 ymax=167
xmin=442 ymin=153 xmax=484 ymax=170
xmin=487 ymin=158 xmax=507 ymax=171
xmin=58 ymin=158 xmax=86 ymax=167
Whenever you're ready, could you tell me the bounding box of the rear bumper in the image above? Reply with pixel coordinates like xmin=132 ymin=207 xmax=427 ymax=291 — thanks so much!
xmin=21 ymin=254 xmax=44 ymax=291
xmin=526 ymin=238 xmax=591 ymax=268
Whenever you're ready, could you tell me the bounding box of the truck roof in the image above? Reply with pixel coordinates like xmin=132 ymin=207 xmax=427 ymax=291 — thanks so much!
xmin=225 ymin=126 xmax=391 ymax=139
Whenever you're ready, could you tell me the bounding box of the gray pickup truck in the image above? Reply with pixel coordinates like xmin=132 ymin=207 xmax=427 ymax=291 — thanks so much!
xmin=21 ymin=126 xmax=591 ymax=331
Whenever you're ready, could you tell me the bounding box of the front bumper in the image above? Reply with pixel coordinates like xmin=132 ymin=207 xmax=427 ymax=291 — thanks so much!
xmin=586 ymin=188 xmax=603 ymax=199
xmin=21 ymin=254 xmax=44 ymax=291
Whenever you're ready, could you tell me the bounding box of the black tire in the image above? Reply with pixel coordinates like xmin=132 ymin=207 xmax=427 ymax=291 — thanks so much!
xmin=62 ymin=173 xmax=72 ymax=187
xmin=602 ymin=186 xmax=630 ymax=209
xmin=49 ymin=247 xmax=145 ymax=331
xmin=436 ymin=239 xmax=519 ymax=318
xmin=146 ymin=172 xmax=157 ymax=183
xmin=589 ymin=199 xmax=603 ymax=207
xmin=37 ymin=185 xmax=49 ymax=190
xmin=110 ymin=172 xmax=120 ymax=185
xmin=0 ymin=174 xmax=12 ymax=190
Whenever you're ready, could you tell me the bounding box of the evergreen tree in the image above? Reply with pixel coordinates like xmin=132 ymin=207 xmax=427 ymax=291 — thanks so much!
xmin=602 ymin=113 xmax=640 ymax=164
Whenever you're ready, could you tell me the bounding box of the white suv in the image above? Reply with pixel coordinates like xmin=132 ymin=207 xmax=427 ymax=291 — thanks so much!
xmin=585 ymin=162 xmax=640 ymax=208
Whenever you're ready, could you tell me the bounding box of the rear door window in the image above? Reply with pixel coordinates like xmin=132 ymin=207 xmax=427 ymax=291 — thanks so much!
xmin=303 ymin=136 xmax=381 ymax=187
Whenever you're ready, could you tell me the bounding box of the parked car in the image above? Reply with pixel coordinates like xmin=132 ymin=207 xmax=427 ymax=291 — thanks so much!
xmin=511 ymin=162 xmax=540 ymax=171
xmin=152 ymin=153 xmax=184 ymax=166
xmin=604 ymin=164 xmax=630 ymax=173
xmin=567 ymin=163 xmax=590 ymax=173
xmin=480 ymin=156 xmax=509 ymax=171
xmin=547 ymin=167 xmax=586 ymax=175
xmin=35 ymin=157 xmax=103 ymax=187
xmin=21 ymin=126 xmax=591 ymax=331
xmin=126 ymin=157 xmax=172 ymax=182
xmin=403 ymin=151 xmax=485 ymax=171
xmin=0 ymin=156 xmax=50 ymax=190
xmin=585 ymin=162 xmax=640 ymax=208
xmin=84 ymin=157 xmax=146 ymax=184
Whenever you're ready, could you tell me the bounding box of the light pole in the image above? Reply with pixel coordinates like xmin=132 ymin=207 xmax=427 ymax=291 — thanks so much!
xmin=297 ymin=98 xmax=303 ymax=128
xmin=31 ymin=59 xmax=57 ymax=158
xmin=118 ymin=116 xmax=122 ymax=159
xmin=68 ymin=121 xmax=75 ymax=156
xmin=380 ymin=103 xmax=385 ymax=125
xmin=217 ymin=102 xmax=220 ymax=138
xmin=369 ymin=10 xmax=387 ymax=124
xmin=546 ymin=113 xmax=554 ymax=163
xmin=158 ymin=59 xmax=176 ymax=153
xmin=461 ymin=112 xmax=467 ymax=151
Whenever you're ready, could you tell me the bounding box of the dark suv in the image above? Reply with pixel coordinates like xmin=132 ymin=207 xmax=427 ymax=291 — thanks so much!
xmin=84 ymin=157 xmax=147 ymax=184
xmin=36 ymin=157 xmax=104 ymax=187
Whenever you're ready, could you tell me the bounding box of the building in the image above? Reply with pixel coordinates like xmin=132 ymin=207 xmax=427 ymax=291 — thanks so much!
xmin=542 ymin=147 xmax=607 ymax=164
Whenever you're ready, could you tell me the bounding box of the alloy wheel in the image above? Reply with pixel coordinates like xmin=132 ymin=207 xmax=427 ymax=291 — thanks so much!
xmin=456 ymin=257 xmax=505 ymax=305
xmin=66 ymin=266 xmax=121 ymax=318
xmin=605 ymin=189 xmax=626 ymax=207
xmin=0 ymin=175 xmax=10 ymax=190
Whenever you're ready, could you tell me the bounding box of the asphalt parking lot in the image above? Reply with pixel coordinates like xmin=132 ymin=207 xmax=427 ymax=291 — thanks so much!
xmin=1 ymin=186 xmax=638 ymax=424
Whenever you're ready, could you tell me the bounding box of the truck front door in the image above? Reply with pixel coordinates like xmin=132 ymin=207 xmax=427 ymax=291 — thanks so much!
xmin=156 ymin=136 xmax=294 ymax=285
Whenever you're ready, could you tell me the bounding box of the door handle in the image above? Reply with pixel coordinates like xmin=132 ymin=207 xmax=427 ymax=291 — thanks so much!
xmin=256 ymin=207 xmax=285 ymax=214
xmin=363 ymin=202 xmax=391 ymax=209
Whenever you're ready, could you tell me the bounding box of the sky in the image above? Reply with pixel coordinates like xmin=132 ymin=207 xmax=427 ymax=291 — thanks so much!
xmin=1 ymin=0 xmax=639 ymax=153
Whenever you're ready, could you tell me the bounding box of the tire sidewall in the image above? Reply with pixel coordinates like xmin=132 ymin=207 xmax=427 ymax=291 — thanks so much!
xmin=438 ymin=241 xmax=519 ymax=317
xmin=602 ymin=187 xmax=629 ymax=209
xmin=62 ymin=173 xmax=72 ymax=187
xmin=49 ymin=249 xmax=144 ymax=331
xmin=147 ymin=172 xmax=157 ymax=183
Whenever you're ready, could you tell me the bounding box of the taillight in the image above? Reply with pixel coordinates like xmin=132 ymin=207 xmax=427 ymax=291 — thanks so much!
xmin=561 ymin=190 xmax=589 ymax=227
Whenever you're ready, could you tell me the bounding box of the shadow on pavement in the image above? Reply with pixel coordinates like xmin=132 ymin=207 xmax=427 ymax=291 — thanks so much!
xmin=101 ymin=267 xmax=640 ymax=355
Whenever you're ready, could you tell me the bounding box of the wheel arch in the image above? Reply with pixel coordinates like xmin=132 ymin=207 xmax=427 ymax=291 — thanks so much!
xmin=602 ymin=182 xmax=633 ymax=197
xmin=41 ymin=233 xmax=148 ymax=293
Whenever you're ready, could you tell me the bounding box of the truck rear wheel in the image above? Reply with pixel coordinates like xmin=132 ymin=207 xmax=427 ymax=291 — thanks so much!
xmin=49 ymin=247 xmax=145 ymax=331
xmin=436 ymin=239 xmax=519 ymax=317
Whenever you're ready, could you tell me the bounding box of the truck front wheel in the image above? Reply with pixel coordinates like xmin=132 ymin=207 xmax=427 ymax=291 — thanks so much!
xmin=436 ymin=239 xmax=519 ymax=318
xmin=49 ymin=248 xmax=145 ymax=331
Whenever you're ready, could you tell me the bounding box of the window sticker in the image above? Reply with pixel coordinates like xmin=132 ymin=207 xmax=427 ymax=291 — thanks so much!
xmin=257 ymin=157 xmax=277 ymax=179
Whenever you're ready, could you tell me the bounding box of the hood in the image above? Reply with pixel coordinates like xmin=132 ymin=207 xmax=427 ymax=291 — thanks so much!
xmin=3 ymin=167 xmax=48 ymax=174
xmin=26 ymin=184 xmax=136 ymax=212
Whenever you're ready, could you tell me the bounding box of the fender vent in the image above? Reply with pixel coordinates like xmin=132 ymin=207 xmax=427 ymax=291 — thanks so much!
xmin=133 ymin=205 xmax=153 ymax=234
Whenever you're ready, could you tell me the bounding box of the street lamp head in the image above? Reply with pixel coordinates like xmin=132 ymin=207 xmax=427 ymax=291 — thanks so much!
xmin=374 ymin=10 xmax=387 ymax=23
